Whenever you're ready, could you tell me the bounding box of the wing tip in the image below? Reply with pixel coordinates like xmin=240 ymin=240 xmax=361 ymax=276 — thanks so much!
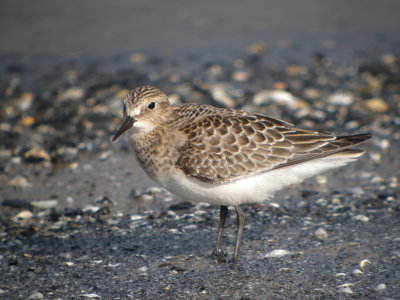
xmin=338 ymin=132 xmax=372 ymax=145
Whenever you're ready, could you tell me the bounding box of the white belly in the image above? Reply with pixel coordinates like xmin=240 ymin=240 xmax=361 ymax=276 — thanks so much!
xmin=157 ymin=155 xmax=359 ymax=206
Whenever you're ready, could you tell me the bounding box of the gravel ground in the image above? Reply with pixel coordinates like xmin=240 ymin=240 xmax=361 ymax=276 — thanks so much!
xmin=1 ymin=47 xmax=400 ymax=299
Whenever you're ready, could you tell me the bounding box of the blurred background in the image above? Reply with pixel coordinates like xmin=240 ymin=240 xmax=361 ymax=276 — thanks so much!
xmin=1 ymin=0 xmax=399 ymax=66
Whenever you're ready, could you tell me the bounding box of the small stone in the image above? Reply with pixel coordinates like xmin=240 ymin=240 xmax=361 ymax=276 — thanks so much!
xmin=359 ymin=259 xmax=371 ymax=269
xmin=335 ymin=273 xmax=347 ymax=277
xmin=107 ymin=263 xmax=121 ymax=268
xmin=20 ymin=116 xmax=36 ymax=126
xmin=232 ymin=70 xmax=249 ymax=81
xmin=64 ymin=262 xmax=74 ymax=266
xmin=56 ymin=87 xmax=84 ymax=102
xmin=327 ymin=92 xmax=354 ymax=106
xmin=8 ymin=175 xmax=32 ymax=189
xmin=377 ymin=139 xmax=390 ymax=150
xmin=303 ymin=88 xmax=320 ymax=99
xmin=24 ymin=147 xmax=51 ymax=162
xmin=16 ymin=92 xmax=34 ymax=111
xmin=314 ymin=228 xmax=328 ymax=240
xmin=365 ymin=98 xmax=389 ymax=112
xmin=352 ymin=269 xmax=363 ymax=275
xmin=13 ymin=210 xmax=33 ymax=222
xmin=264 ymin=249 xmax=290 ymax=258
xmin=353 ymin=215 xmax=369 ymax=222
xmin=209 ymin=86 xmax=235 ymax=108
xmin=31 ymin=199 xmax=58 ymax=209
xmin=370 ymin=152 xmax=382 ymax=163
xmin=80 ymin=293 xmax=101 ymax=298
xmin=273 ymin=81 xmax=287 ymax=90
xmin=253 ymin=89 xmax=307 ymax=109
xmin=138 ymin=266 xmax=149 ymax=276
xmin=337 ymin=286 xmax=353 ymax=294
xmin=82 ymin=205 xmax=100 ymax=213
xmin=99 ymin=150 xmax=112 ymax=161
xmin=285 ymin=64 xmax=307 ymax=76
xmin=247 ymin=42 xmax=267 ymax=55
xmin=375 ymin=283 xmax=387 ymax=291
xmin=316 ymin=175 xmax=328 ymax=185
xmin=130 ymin=53 xmax=146 ymax=63
xmin=27 ymin=291 xmax=44 ymax=300
xmin=381 ymin=54 xmax=396 ymax=65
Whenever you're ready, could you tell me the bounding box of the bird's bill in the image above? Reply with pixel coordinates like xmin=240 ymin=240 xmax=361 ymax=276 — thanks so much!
xmin=112 ymin=116 xmax=135 ymax=141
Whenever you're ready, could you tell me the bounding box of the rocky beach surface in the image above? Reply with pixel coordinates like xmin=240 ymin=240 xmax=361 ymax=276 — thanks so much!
xmin=1 ymin=47 xmax=399 ymax=299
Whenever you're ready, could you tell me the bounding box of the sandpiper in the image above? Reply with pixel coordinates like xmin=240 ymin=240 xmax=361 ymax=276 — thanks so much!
xmin=112 ymin=86 xmax=371 ymax=263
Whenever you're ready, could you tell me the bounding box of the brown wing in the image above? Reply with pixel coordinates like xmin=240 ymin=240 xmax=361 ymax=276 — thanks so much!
xmin=175 ymin=107 xmax=370 ymax=183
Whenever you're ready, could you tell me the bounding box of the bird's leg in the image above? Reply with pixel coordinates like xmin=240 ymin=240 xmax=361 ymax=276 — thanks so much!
xmin=233 ymin=205 xmax=245 ymax=264
xmin=212 ymin=205 xmax=228 ymax=263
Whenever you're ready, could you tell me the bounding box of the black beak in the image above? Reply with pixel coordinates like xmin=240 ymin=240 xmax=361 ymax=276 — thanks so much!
xmin=112 ymin=116 xmax=135 ymax=142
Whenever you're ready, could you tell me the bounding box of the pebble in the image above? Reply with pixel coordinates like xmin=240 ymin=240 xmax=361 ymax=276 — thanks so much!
xmin=20 ymin=116 xmax=36 ymax=126
xmin=209 ymin=85 xmax=235 ymax=108
xmin=365 ymin=98 xmax=389 ymax=112
xmin=8 ymin=175 xmax=32 ymax=189
xmin=31 ymin=199 xmax=58 ymax=209
xmin=99 ymin=150 xmax=113 ymax=161
xmin=314 ymin=228 xmax=328 ymax=240
xmin=359 ymin=259 xmax=371 ymax=269
xmin=82 ymin=205 xmax=100 ymax=213
xmin=130 ymin=52 xmax=146 ymax=64
xmin=56 ymin=87 xmax=84 ymax=102
xmin=316 ymin=175 xmax=328 ymax=185
xmin=352 ymin=269 xmax=363 ymax=275
xmin=27 ymin=291 xmax=44 ymax=300
xmin=138 ymin=266 xmax=149 ymax=276
xmin=12 ymin=210 xmax=33 ymax=222
xmin=337 ymin=285 xmax=354 ymax=294
xmin=303 ymin=88 xmax=320 ymax=99
xmin=353 ymin=215 xmax=369 ymax=222
xmin=264 ymin=249 xmax=290 ymax=258
xmin=381 ymin=54 xmax=396 ymax=65
xmin=247 ymin=41 xmax=267 ymax=55
xmin=24 ymin=147 xmax=50 ymax=162
xmin=80 ymin=293 xmax=101 ymax=298
xmin=253 ymin=89 xmax=306 ymax=109
xmin=232 ymin=70 xmax=250 ymax=81
xmin=327 ymin=92 xmax=354 ymax=106
xmin=375 ymin=283 xmax=387 ymax=291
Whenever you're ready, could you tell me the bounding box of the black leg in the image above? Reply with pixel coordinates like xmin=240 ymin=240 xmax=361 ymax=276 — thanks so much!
xmin=212 ymin=205 xmax=228 ymax=263
xmin=233 ymin=205 xmax=245 ymax=264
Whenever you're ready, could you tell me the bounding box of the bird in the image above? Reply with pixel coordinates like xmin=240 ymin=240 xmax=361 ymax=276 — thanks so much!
xmin=112 ymin=85 xmax=371 ymax=263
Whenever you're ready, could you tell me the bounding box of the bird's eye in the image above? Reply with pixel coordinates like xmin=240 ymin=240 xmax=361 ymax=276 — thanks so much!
xmin=147 ymin=102 xmax=156 ymax=109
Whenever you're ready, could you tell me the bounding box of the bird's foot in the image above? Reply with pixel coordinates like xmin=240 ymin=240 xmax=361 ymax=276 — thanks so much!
xmin=212 ymin=248 xmax=227 ymax=263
